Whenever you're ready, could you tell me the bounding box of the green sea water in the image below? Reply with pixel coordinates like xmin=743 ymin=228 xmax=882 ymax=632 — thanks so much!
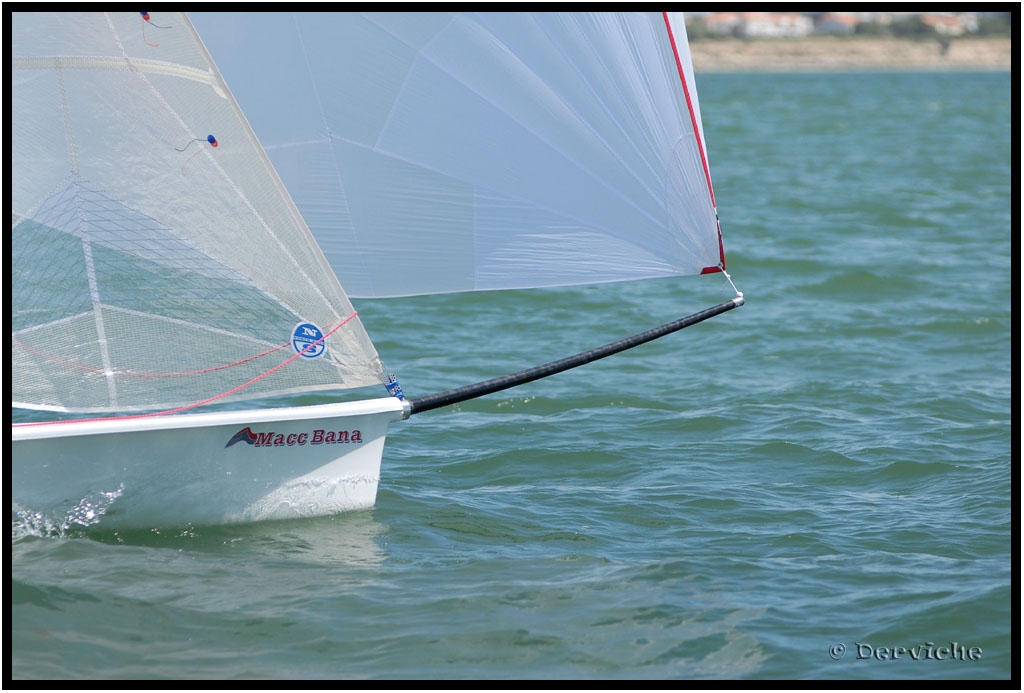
xmin=11 ymin=71 xmax=1013 ymax=681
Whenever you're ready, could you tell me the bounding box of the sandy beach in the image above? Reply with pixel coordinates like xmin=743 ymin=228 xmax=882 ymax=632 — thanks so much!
xmin=689 ymin=36 xmax=1012 ymax=72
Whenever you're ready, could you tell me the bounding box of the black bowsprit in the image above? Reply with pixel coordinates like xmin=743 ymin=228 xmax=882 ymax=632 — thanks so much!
xmin=406 ymin=297 xmax=744 ymax=416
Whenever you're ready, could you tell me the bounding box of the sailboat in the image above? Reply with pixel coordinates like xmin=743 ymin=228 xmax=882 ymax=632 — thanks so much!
xmin=12 ymin=12 xmax=743 ymax=531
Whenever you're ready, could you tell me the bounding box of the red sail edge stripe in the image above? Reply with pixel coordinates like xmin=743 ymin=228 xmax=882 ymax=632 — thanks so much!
xmin=662 ymin=12 xmax=726 ymax=273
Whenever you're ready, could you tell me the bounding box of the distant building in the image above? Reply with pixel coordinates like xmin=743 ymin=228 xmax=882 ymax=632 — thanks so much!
xmin=815 ymin=12 xmax=859 ymax=35
xmin=689 ymin=11 xmax=982 ymax=40
xmin=703 ymin=12 xmax=741 ymax=36
xmin=921 ymin=13 xmax=978 ymax=36
xmin=702 ymin=12 xmax=812 ymax=38
xmin=738 ymin=12 xmax=813 ymax=38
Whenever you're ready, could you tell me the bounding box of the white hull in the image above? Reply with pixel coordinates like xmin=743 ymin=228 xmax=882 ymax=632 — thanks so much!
xmin=12 ymin=398 xmax=408 ymax=530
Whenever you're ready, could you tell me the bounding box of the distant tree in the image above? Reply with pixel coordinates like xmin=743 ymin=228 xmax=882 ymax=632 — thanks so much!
xmin=853 ymin=21 xmax=891 ymax=37
xmin=976 ymin=13 xmax=1012 ymax=36
xmin=684 ymin=20 xmax=718 ymax=41
xmin=890 ymin=15 xmax=938 ymax=38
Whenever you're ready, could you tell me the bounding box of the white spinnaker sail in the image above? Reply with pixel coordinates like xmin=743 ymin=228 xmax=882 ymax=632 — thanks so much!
xmin=190 ymin=12 xmax=725 ymax=298
xmin=11 ymin=12 xmax=384 ymax=413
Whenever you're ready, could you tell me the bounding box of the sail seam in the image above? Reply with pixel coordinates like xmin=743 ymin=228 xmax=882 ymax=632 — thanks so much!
xmin=11 ymin=56 xmax=220 ymax=86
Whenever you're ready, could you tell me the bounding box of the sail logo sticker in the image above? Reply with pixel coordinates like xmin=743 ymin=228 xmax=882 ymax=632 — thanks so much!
xmin=292 ymin=322 xmax=326 ymax=358
xmin=225 ymin=426 xmax=363 ymax=448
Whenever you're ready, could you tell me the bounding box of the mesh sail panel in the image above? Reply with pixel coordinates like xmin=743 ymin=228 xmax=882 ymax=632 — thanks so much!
xmin=12 ymin=12 xmax=383 ymax=413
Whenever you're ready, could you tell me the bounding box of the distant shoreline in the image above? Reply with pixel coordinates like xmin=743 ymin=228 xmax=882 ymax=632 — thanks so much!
xmin=689 ymin=36 xmax=1012 ymax=72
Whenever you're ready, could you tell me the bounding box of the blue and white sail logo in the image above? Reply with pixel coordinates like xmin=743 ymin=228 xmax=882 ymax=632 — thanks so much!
xmin=292 ymin=322 xmax=326 ymax=359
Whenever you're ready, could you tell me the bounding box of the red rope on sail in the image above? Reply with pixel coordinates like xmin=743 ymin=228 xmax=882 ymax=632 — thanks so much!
xmin=13 ymin=311 xmax=360 ymax=426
